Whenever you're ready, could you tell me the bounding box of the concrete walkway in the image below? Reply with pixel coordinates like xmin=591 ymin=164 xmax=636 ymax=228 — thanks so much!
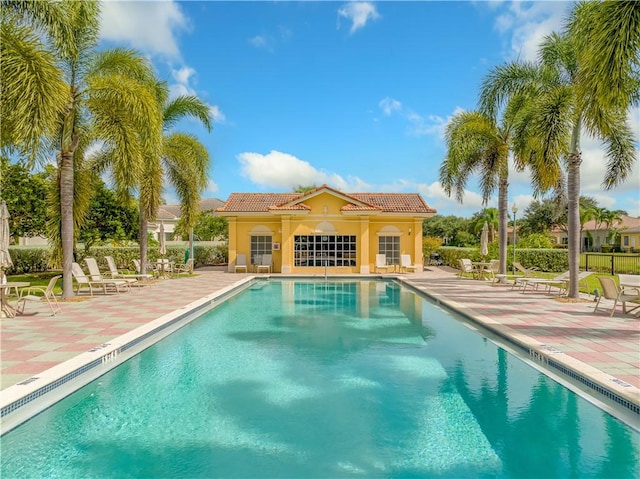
xmin=1 ymin=267 xmax=638 ymax=409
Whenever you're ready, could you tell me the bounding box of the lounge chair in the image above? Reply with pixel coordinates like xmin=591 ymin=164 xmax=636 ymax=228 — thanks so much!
xmin=174 ymin=258 xmax=194 ymax=276
xmin=375 ymin=254 xmax=392 ymax=273
xmin=105 ymin=256 xmax=153 ymax=282
xmin=16 ymin=275 xmax=62 ymax=316
xmin=85 ymin=257 xmax=136 ymax=290
xmin=457 ymin=258 xmax=477 ymax=279
xmin=400 ymin=254 xmax=419 ymax=273
xmin=511 ymin=262 xmax=540 ymax=289
xmin=234 ymin=254 xmax=248 ymax=273
xmin=72 ymin=262 xmax=118 ymax=295
xmin=594 ymin=276 xmax=640 ymax=317
xmin=521 ymin=271 xmax=593 ymax=295
xmin=256 ymin=254 xmax=272 ymax=273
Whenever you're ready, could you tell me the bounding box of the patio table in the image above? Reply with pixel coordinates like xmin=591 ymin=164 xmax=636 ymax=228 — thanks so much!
xmin=0 ymin=282 xmax=29 ymax=318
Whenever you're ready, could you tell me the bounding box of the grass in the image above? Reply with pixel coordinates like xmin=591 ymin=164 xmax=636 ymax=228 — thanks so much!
xmin=5 ymin=271 xmax=64 ymax=296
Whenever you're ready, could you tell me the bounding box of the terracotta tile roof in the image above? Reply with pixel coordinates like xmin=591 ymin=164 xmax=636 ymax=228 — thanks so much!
xmin=217 ymin=193 xmax=301 ymax=212
xmin=551 ymin=215 xmax=640 ymax=233
xmin=216 ymin=187 xmax=436 ymax=214
xmin=349 ymin=193 xmax=435 ymax=213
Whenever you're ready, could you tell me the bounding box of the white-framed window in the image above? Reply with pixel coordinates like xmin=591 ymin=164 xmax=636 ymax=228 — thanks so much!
xmin=294 ymin=235 xmax=357 ymax=267
xmin=379 ymin=236 xmax=400 ymax=265
xmin=250 ymin=235 xmax=272 ymax=265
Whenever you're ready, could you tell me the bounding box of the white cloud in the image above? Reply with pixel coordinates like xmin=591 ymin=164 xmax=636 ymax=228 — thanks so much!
xmin=490 ymin=1 xmax=568 ymax=62
xmin=379 ymin=97 xmax=402 ymax=116
xmin=237 ymin=150 xmax=369 ymax=191
xmin=99 ymin=0 xmax=189 ymax=59
xmin=249 ymin=35 xmax=268 ymax=48
xmin=205 ymin=178 xmax=219 ymax=194
xmin=172 ymin=66 xmax=196 ymax=86
xmin=168 ymin=66 xmax=226 ymax=124
xmin=338 ymin=2 xmax=380 ymax=34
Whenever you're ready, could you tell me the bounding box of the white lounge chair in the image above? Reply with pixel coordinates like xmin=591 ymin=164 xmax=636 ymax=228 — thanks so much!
xmin=521 ymin=271 xmax=593 ymax=295
xmin=85 ymin=257 xmax=136 ymax=290
xmin=16 ymin=275 xmax=62 ymax=316
xmin=256 ymin=254 xmax=272 ymax=273
xmin=235 ymin=253 xmax=248 ymax=273
xmin=375 ymin=254 xmax=392 ymax=273
xmin=400 ymin=254 xmax=419 ymax=273
xmin=72 ymin=262 xmax=117 ymax=295
xmin=105 ymin=256 xmax=152 ymax=281
xmin=594 ymin=276 xmax=640 ymax=317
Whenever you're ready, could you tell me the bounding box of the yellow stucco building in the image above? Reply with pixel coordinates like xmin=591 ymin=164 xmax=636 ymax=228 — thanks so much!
xmin=216 ymin=185 xmax=436 ymax=274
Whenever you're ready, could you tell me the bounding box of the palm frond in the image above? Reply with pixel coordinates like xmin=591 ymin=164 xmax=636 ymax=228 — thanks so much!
xmin=163 ymin=95 xmax=213 ymax=132
xmin=0 ymin=20 xmax=69 ymax=161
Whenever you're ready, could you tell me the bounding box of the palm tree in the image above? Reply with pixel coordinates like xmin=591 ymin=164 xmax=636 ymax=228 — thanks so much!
xmin=2 ymin=1 xmax=163 ymax=297
xmin=479 ymin=30 xmax=636 ymax=298
xmin=440 ymin=111 xmax=511 ymax=277
xmin=0 ymin=2 xmax=69 ymax=159
xmin=137 ymin=85 xmax=212 ymax=274
xmin=569 ymin=1 xmax=640 ymax=134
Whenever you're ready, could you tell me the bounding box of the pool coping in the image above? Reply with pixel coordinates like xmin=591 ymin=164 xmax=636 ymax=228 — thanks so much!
xmin=1 ymin=273 xmax=638 ymax=435
xmin=0 ymin=276 xmax=255 ymax=434
xmin=397 ymin=277 xmax=640 ymax=420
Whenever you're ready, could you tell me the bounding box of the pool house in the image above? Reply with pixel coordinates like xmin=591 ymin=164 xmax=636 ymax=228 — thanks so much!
xmin=216 ymin=185 xmax=436 ymax=274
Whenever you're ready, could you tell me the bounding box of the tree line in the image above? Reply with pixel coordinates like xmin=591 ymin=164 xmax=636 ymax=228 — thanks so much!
xmin=439 ymin=1 xmax=639 ymax=298
xmin=1 ymin=1 xmax=213 ymax=297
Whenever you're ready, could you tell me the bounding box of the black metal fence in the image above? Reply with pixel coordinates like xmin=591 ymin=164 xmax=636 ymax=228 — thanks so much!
xmin=582 ymin=253 xmax=640 ymax=275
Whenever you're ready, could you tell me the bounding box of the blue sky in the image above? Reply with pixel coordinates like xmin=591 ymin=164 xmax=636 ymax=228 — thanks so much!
xmin=98 ymin=1 xmax=640 ymax=217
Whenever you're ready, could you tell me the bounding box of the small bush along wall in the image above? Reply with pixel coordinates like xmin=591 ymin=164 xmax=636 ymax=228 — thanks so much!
xmin=7 ymin=244 xmax=229 ymax=274
xmin=437 ymin=246 xmax=569 ymax=272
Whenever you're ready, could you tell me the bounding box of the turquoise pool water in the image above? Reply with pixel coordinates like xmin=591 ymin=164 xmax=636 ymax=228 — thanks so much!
xmin=1 ymin=280 xmax=638 ymax=478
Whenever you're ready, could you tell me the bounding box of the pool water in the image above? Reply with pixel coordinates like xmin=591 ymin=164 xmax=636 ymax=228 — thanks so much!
xmin=1 ymin=280 xmax=638 ymax=478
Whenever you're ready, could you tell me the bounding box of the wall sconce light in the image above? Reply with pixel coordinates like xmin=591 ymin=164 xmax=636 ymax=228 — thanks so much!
xmin=409 ymin=227 xmax=412 ymax=236
xmin=278 ymin=227 xmax=282 ymax=233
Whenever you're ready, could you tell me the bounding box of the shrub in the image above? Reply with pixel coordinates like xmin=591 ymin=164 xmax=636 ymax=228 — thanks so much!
xmin=422 ymin=236 xmax=443 ymax=259
xmin=517 ymin=233 xmax=553 ymax=249
xmin=437 ymin=246 xmax=569 ymax=272
xmin=6 ymin=247 xmax=51 ymax=274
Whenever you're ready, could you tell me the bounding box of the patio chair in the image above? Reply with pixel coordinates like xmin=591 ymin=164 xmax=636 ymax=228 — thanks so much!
xmin=72 ymin=262 xmax=116 ymax=295
xmin=174 ymin=258 xmax=194 ymax=276
xmin=400 ymin=254 xmax=419 ymax=273
xmin=375 ymin=254 xmax=392 ymax=273
xmin=16 ymin=275 xmax=62 ymax=316
xmin=86 ymin=257 xmax=136 ymax=289
xmin=594 ymin=276 xmax=640 ymax=317
xmin=457 ymin=258 xmax=477 ymax=279
xmin=256 ymin=254 xmax=272 ymax=273
xmin=519 ymin=271 xmax=569 ymax=294
xmin=105 ymin=256 xmax=153 ymax=282
xmin=511 ymin=262 xmax=540 ymax=289
xmin=234 ymin=253 xmax=248 ymax=273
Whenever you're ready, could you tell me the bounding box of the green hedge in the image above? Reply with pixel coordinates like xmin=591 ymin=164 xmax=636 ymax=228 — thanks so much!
xmin=437 ymin=246 xmax=569 ymax=273
xmin=5 ymin=247 xmax=51 ymax=274
xmin=7 ymin=244 xmax=229 ymax=274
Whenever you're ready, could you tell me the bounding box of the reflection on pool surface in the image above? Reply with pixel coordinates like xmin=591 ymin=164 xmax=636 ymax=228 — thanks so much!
xmin=2 ymin=280 xmax=639 ymax=478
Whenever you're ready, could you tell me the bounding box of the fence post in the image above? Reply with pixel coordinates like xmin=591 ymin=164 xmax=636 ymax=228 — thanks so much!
xmin=611 ymin=253 xmax=615 ymax=275
xmin=585 ymin=253 xmax=589 ymax=272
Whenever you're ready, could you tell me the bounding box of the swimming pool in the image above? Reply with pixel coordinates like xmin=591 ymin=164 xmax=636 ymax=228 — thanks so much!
xmin=1 ymin=279 xmax=639 ymax=478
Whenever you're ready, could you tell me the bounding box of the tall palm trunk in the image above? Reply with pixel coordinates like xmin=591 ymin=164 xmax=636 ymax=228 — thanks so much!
xmin=139 ymin=211 xmax=148 ymax=275
xmin=498 ymin=176 xmax=508 ymax=277
xmin=59 ymin=132 xmax=79 ymax=298
xmin=566 ymin=121 xmax=582 ymax=298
